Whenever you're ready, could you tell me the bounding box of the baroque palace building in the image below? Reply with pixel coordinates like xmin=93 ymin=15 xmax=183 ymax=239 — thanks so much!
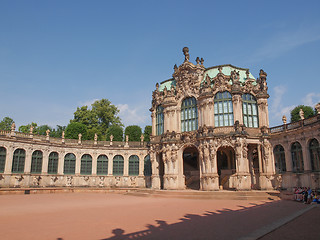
xmin=0 ymin=47 xmax=319 ymax=191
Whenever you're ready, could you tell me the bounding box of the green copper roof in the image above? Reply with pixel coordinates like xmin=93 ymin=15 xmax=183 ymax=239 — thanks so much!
xmin=159 ymin=78 xmax=176 ymax=91
xmin=204 ymin=64 xmax=256 ymax=84
xmin=158 ymin=64 xmax=257 ymax=92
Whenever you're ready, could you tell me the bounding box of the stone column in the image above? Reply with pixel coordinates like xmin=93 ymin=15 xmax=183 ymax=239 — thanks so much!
xmin=284 ymin=144 xmax=293 ymax=172
xmin=301 ymin=140 xmax=311 ymax=172
xmin=75 ymin=152 xmax=81 ymax=175
xmin=151 ymin=112 xmax=156 ymax=136
xmin=257 ymin=98 xmax=269 ymax=127
xmin=92 ymin=152 xmax=97 ymax=175
xmin=232 ymin=94 xmax=243 ymax=124
xmin=24 ymin=147 xmax=33 ymax=174
xmin=108 ymin=154 xmax=113 ymax=175
xmin=139 ymin=154 xmax=144 ymax=176
xmin=42 ymin=150 xmax=50 ymax=174
xmin=58 ymin=151 xmax=64 ymax=175
xmin=176 ymin=109 xmax=181 ymax=133
xmin=4 ymin=146 xmax=14 ymax=174
xmin=257 ymin=145 xmax=263 ymax=173
xmin=151 ymin=151 xmax=160 ymax=189
xmin=123 ymin=154 xmax=129 ymax=176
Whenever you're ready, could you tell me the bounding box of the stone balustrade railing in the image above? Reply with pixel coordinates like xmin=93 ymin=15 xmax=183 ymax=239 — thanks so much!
xmin=269 ymin=115 xmax=319 ymax=134
xmin=0 ymin=130 xmax=148 ymax=148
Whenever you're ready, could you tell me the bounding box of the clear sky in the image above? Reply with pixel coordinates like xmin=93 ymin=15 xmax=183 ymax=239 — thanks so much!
xmin=1 ymin=0 xmax=320 ymax=130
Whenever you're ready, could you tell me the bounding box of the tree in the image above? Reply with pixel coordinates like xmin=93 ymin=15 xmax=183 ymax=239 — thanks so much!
xmin=106 ymin=125 xmax=123 ymax=141
xmin=65 ymin=122 xmax=88 ymax=140
xmin=51 ymin=125 xmax=66 ymax=138
xmin=19 ymin=122 xmax=38 ymax=134
xmin=36 ymin=125 xmax=52 ymax=136
xmin=125 ymin=125 xmax=142 ymax=142
xmin=0 ymin=117 xmax=14 ymax=131
xmin=71 ymin=99 xmax=123 ymax=138
xmin=143 ymin=125 xmax=152 ymax=142
xmin=290 ymin=105 xmax=315 ymax=122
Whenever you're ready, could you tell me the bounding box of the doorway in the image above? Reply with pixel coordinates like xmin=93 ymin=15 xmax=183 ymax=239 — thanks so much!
xmin=217 ymin=146 xmax=235 ymax=189
xmin=183 ymin=146 xmax=200 ymax=190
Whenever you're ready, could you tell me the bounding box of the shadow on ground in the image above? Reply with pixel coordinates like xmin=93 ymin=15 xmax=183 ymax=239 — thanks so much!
xmin=99 ymin=200 xmax=301 ymax=240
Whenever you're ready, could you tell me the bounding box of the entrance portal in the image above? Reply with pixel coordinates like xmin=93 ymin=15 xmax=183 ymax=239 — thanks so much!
xmin=158 ymin=153 xmax=164 ymax=190
xmin=217 ymin=147 xmax=235 ymax=189
xmin=183 ymin=146 xmax=200 ymax=190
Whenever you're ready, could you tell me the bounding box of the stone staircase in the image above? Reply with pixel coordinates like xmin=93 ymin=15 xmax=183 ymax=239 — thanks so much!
xmin=126 ymin=189 xmax=281 ymax=201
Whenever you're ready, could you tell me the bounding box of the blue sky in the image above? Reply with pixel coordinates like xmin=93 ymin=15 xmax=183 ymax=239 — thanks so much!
xmin=1 ymin=0 xmax=320 ymax=130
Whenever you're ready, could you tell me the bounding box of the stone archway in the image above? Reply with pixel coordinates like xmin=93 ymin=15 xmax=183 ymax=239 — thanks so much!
xmin=217 ymin=146 xmax=236 ymax=189
xmin=183 ymin=146 xmax=200 ymax=190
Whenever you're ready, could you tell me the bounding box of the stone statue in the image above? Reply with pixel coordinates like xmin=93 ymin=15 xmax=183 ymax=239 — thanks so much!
xmin=126 ymin=135 xmax=129 ymax=142
xmin=182 ymin=47 xmax=190 ymax=62
xmin=140 ymin=134 xmax=144 ymax=142
xmin=62 ymin=131 xmax=65 ymax=138
xmin=234 ymin=120 xmax=240 ymax=132
xmin=94 ymin=133 xmax=98 ymax=141
xmin=299 ymin=108 xmax=305 ymax=120
xmin=46 ymin=129 xmax=50 ymax=137
xmin=30 ymin=125 xmax=34 ymax=134
xmin=315 ymin=103 xmax=320 ymax=114
xmin=11 ymin=122 xmax=16 ymax=131
xmin=196 ymin=57 xmax=200 ymax=65
xmin=282 ymin=115 xmax=287 ymax=124
xmin=78 ymin=133 xmax=82 ymax=142
xmin=200 ymin=58 xmax=204 ymax=65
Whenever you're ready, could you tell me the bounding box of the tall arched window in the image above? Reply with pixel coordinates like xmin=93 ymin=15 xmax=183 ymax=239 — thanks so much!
xmin=113 ymin=155 xmax=124 ymax=176
xmin=97 ymin=155 xmax=108 ymax=175
xmin=31 ymin=150 xmax=43 ymax=174
xmin=0 ymin=147 xmax=6 ymax=173
xmin=129 ymin=155 xmax=139 ymax=176
xmin=80 ymin=154 xmax=92 ymax=175
xmin=309 ymin=139 xmax=320 ymax=172
xmin=181 ymin=97 xmax=198 ymax=132
xmin=48 ymin=152 xmax=58 ymax=174
xmin=156 ymin=105 xmax=164 ymax=135
xmin=64 ymin=153 xmax=76 ymax=174
xmin=12 ymin=149 xmax=25 ymax=173
xmin=291 ymin=142 xmax=304 ymax=173
xmin=214 ymin=91 xmax=234 ymax=127
xmin=242 ymin=94 xmax=258 ymax=128
xmin=144 ymin=155 xmax=152 ymax=176
xmin=273 ymin=145 xmax=286 ymax=173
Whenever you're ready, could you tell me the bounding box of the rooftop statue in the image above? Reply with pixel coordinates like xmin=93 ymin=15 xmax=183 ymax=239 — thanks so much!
xmin=182 ymin=47 xmax=190 ymax=62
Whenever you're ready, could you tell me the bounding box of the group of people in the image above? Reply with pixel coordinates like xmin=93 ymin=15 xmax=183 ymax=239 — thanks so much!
xmin=294 ymin=187 xmax=320 ymax=204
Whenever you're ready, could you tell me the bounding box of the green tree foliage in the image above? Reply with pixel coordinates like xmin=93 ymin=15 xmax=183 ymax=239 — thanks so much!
xmin=19 ymin=122 xmax=38 ymax=134
xmin=71 ymin=99 xmax=123 ymax=139
xmin=290 ymin=105 xmax=316 ymax=122
xmin=51 ymin=125 xmax=66 ymax=138
xmin=0 ymin=117 xmax=14 ymax=131
xmin=143 ymin=125 xmax=152 ymax=142
xmin=106 ymin=125 xmax=123 ymax=141
xmin=65 ymin=122 xmax=88 ymax=140
xmin=125 ymin=125 xmax=142 ymax=142
xmin=36 ymin=125 xmax=53 ymax=135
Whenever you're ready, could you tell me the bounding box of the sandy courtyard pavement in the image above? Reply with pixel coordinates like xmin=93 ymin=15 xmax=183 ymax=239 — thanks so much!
xmin=0 ymin=192 xmax=311 ymax=240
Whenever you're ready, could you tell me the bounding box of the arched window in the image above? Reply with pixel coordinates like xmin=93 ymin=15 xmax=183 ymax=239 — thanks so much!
xmin=309 ymin=139 xmax=320 ymax=172
xmin=156 ymin=105 xmax=164 ymax=135
xmin=0 ymin=147 xmax=6 ymax=173
xmin=144 ymin=155 xmax=152 ymax=176
xmin=48 ymin=152 xmax=58 ymax=174
xmin=214 ymin=91 xmax=234 ymax=127
xmin=113 ymin=155 xmax=124 ymax=176
xmin=64 ymin=153 xmax=76 ymax=174
xmin=291 ymin=142 xmax=304 ymax=173
xmin=31 ymin=150 xmax=43 ymax=173
xmin=129 ymin=155 xmax=139 ymax=176
xmin=181 ymin=97 xmax=198 ymax=132
xmin=80 ymin=154 xmax=92 ymax=175
xmin=242 ymin=94 xmax=258 ymax=128
xmin=12 ymin=149 xmax=25 ymax=173
xmin=97 ymin=155 xmax=108 ymax=175
xmin=273 ymin=145 xmax=286 ymax=173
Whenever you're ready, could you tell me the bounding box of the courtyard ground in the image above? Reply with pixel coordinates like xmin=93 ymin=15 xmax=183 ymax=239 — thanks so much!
xmin=0 ymin=191 xmax=318 ymax=240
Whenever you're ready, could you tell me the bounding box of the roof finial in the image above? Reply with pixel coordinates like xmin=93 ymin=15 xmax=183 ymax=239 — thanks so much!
xmin=182 ymin=47 xmax=189 ymax=62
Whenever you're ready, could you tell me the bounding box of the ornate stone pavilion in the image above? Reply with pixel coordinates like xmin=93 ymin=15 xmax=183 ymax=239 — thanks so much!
xmin=149 ymin=47 xmax=274 ymax=191
xmin=0 ymin=47 xmax=319 ymax=191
